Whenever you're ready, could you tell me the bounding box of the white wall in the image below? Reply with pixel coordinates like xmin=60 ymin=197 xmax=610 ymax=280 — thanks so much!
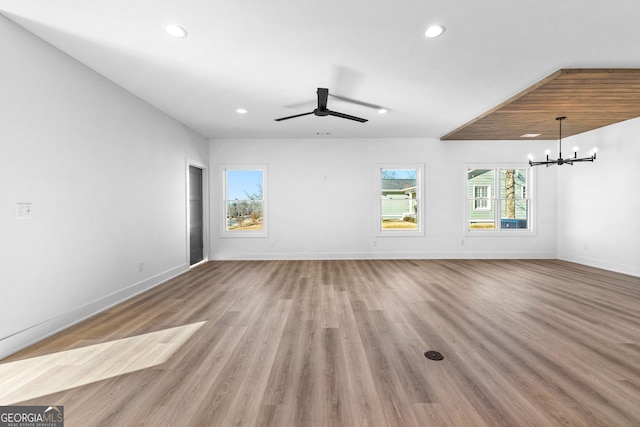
xmin=0 ymin=16 xmax=209 ymax=359
xmin=558 ymin=117 xmax=640 ymax=277
xmin=209 ymin=138 xmax=557 ymax=260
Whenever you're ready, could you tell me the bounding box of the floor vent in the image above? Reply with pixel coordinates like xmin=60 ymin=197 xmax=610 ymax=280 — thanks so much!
xmin=424 ymin=350 xmax=444 ymax=361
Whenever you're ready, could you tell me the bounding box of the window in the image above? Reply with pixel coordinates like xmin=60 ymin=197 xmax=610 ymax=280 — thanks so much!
xmin=466 ymin=166 xmax=532 ymax=234
xmin=473 ymin=185 xmax=491 ymax=210
xmin=377 ymin=164 xmax=424 ymax=236
xmin=221 ymin=165 xmax=268 ymax=237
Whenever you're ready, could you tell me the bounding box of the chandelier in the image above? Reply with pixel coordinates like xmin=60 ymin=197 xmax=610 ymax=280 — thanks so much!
xmin=529 ymin=116 xmax=597 ymax=167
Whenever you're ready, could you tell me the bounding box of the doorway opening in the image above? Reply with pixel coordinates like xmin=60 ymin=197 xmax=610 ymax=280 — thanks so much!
xmin=187 ymin=161 xmax=208 ymax=266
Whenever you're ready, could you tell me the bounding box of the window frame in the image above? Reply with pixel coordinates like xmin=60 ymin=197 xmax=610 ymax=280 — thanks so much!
xmin=376 ymin=163 xmax=425 ymax=237
xmin=464 ymin=164 xmax=535 ymax=237
xmin=220 ymin=164 xmax=268 ymax=238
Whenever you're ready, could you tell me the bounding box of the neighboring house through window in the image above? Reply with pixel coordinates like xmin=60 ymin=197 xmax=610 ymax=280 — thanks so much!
xmin=466 ymin=166 xmax=532 ymax=234
xmin=377 ymin=164 xmax=425 ymax=236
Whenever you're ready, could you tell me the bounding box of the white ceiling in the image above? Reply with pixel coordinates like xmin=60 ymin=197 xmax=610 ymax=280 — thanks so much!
xmin=2 ymin=0 xmax=640 ymax=139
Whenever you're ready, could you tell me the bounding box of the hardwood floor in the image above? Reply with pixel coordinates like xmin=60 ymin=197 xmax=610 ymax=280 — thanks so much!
xmin=1 ymin=259 xmax=639 ymax=426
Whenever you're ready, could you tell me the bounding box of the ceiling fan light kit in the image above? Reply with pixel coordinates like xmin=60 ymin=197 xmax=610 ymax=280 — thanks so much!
xmin=275 ymin=88 xmax=368 ymax=123
xmin=528 ymin=116 xmax=597 ymax=167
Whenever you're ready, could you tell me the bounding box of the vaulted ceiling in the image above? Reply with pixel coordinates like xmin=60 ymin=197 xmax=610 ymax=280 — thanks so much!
xmin=1 ymin=0 xmax=640 ymax=140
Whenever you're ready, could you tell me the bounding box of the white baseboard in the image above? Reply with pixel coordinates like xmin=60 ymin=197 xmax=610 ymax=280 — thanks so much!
xmin=0 ymin=264 xmax=189 ymax=361
xmin=211 ymin=251 xmax=557 ymax=261
xmin=558 ymin=253 xmax=640 ymax=277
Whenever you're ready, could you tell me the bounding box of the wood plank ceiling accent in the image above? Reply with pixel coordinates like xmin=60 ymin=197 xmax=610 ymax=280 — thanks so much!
xmin=441 ymin=69 xmax=640 ymax=140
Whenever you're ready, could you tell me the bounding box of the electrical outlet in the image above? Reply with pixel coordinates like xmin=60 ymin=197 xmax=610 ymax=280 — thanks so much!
xmin=137 ymin=261 xmax=144 ymax=272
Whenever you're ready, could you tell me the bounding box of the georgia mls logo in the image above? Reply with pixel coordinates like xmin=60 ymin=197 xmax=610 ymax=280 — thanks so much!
xmin=0 ymin=405 xmax=64 ymax=427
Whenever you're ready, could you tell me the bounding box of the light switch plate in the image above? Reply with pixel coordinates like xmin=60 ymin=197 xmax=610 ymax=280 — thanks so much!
xmin=17 ymin=203 xmax=33 ymax=218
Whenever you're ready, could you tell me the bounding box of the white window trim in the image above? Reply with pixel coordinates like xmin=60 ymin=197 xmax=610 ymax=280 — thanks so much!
xmin=464 ymin=163 xmax=536 ymax=237
xmin=220 ymin=164 xmax=269 ymax=238
xmin=376 ymin=163 xmax=425 ymax=237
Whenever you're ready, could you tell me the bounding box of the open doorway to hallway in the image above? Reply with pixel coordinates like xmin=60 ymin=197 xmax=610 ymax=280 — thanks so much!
xmin=187 ymin=161 xmax=208 ymax=266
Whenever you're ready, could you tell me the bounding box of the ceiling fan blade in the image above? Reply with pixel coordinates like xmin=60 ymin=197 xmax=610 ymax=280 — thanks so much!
xmin=329 ymin=93 xmax=384 ymax=110
xmin=317 ymin=88 xmax=329 ymax=110
xmin=274 ymin=111 xmax=314 ymax=121
xmin=326 ymin=109 xmax=368 ymax=123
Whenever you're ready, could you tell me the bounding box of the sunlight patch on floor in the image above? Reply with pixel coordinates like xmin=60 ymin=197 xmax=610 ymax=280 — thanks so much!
xmin=0 ymin=321 xmax=206 ymax=405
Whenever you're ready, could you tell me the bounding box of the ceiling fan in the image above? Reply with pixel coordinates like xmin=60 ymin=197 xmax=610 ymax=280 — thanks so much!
xmin=275 ymin=88 xmax=368 ymax=123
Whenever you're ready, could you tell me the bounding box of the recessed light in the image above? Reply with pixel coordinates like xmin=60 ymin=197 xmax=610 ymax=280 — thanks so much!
xmin=377 ymin=108 xmax=388 ymax=114
xmin=424 ymin=24 xmax=445 ymax=38
xmin=521 ymin=133 xmax=541 ymax=138
xmin=166 ymin=24 xmax=188 ymax=38
xmin=236 ymin=108 xmax=248 ymax=114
